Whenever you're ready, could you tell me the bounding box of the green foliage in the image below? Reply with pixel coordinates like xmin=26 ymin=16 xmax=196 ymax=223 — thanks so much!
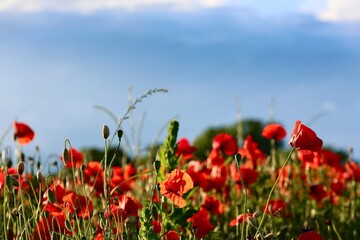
xmin=138 ymin=206 xmax=158 ymax=240
xmin=157 ymin=120 xmax=179 ymax=177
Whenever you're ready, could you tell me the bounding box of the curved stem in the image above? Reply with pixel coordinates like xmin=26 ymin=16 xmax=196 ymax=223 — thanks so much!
xmin=235 ymin=154 xmax=247 ymax=240
xmin=256 ymin=148 xmax=294 ymax=236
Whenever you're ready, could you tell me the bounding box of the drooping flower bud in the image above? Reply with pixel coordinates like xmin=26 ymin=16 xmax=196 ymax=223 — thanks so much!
xmin=17 ymin=161 xmax=25 ymax=175
xmin=62 ymin=148 xmax=69 ymax=165
xmin=102 ymin=125 xmax=110 ymax=139
xmin=153 ymin=160 xmax=161 ymax=172
xmin=117 ymin=129 xmax=123 ymax=141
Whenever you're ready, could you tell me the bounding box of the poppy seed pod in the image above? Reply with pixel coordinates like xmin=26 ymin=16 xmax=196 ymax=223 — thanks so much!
xmin=17 ymin=161 xmax=25 ymax=175
xmin=62 ymin=148 xmax=69 ymax=164
xmin=102 ymin=125 xmax=110 ymax=139
xmin=117 ymin=129 xmax=123 ymax=140
xmin=153 ymin=160 xmax=161 ymax=172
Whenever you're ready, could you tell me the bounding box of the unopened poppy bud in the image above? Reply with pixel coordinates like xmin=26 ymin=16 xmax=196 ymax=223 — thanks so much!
xmin=48 ymin=189 xmax=56 ymax=204
xmin=36 ymin=171 xmax=43 ymax=181
xmin=6 ymin=159 xmax=12 ymax=168
xmin=80 ymin=164 xmax=86 ymax=173
xmin=5 ymin=175 xmax=13 ymax=192
xmin=102 ymin=125 xmax=110 ymax=139
xmin=117 ymin=129 xmax=123 ymax=140
xmin=253 ymin=211 xmax=263 ymax=218
xmin=37 ymin=161 xmax=42 ymax=170
xmin=247 ymin=216 xmax=258 ymax=228
xmin=44 ymin=211 xmax=50 ymax=219
xmin=153 ymin=160 xmax=161 ymax=172
xmin=235 ymin=153 xmax=242 ymax=166
xmin=65 ymin=219 xmax=72 ymax=231
xmin=151 ymin=205 xmax=158 ymax=220
xmin=62 ymin=148 xmax=69 ymax=164
xmin=17 ymin=161 xmax=25 ymax=175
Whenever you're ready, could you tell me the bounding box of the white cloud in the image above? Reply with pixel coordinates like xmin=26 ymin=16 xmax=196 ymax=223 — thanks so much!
xmin=319 ymin=0 xmax=360 ymax=21
xmin=0 ymin=0 xmax=229 ymax=13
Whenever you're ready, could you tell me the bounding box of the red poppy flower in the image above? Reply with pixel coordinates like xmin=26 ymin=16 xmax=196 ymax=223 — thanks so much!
xmin=61 ymin=148 xmax=83 ymax=168
xmin=212 ymin=133 xmax=237 ymax=156
xmin=344 ymin=161 xmax=360 ymax=182
xmin=152 ymin=220 xmax=162 ymax=234
xmin=206 ymin=148 xmax=225 ymax=166
xmin=34 ymin=210 xmax=70 ymax=240
xmin=289 ymin=120 xmax=323 ymax=152
xmin=63 ymin=192 xmax=93 ymax=219
xmin=202 ymin=195 xmax=224 ymax=215
xmin=104 ymin=204 xmax=127 ymax=221
xmin=238 ymin=135 xmax=265 ymax=168
xmin=176 ymin=138 xmax=197 ymax=161
xmin=160 ymin=169 xmax=193 ymax=208
xmin=330 ymin=180 xmax=345 ymax=196
xmin=297 ymin=230 xmax=323 ymax=240
xmin=309 ymin=184 xmax=327 ymax=202
xmin=263 ymin=199 xmax=286 ymax=216
xmin=13 ymin=121 xmax=35 ymax=145
xmin=118 ymin=194 xmax=140 ymax=217
xmin=0 ymin=167 xmax=26 ymax=191
xmin=230 ymin=163 xmax=259 ymax=187
xmin=83 ymin=161 xmax=104 ymax=193
xmin=188 ymin=208 xmax=215 ymax=239
xmin=229 ymin=213 xmax=253 ymax=226
xmin=165 ymin=230 xmax=179 ymax=240
xmin=262 ymin=123 xmax=286 ymax=141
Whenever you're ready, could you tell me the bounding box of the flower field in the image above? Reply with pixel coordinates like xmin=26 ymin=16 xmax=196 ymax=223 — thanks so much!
xmin=1 ymin=91 xmax=359 ymax=240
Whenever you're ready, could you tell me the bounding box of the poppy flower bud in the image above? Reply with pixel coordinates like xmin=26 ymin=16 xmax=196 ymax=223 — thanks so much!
xmin=151 ymin=205 xmax=158 ymax=220
xmin=102 ymin=125 xmax=110 ymax=139
xmin=235 ymin=153 xmax=242 ymax=166
xmin=247 ymin=216 xmax=258 ymax=228
xmin=37 ymin=161 xmax=42 ymax=170
xmin=5 ymin=175 xmax=14 ymax=192
xmin=62 ymin=148 xmax=69 ymax=165
xmin=36 ymin=171 xmax=43 ymax=181
xmin=80 ymin=164 xmax=86 ymax=173
xmin=117 ymin=129 xmax=123 ymax=140
xmin=253 ymin=211 xmax=263 ymax=218
xmin=47 ymin=189 xmax=56 ymax=204
xmin=44 ymin=211 xmax=50 ymax=219
xmin=153 ymin=160 xmax=161 ymax=172
xmin=17 ymin=161 xmax=25 ymax=175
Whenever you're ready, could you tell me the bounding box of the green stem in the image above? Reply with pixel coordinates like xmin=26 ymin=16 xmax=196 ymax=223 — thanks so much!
xmin=235 ymin=154 xmax=247 ymax=240
xmin=255 ymin=148 xmax=294 ymax=236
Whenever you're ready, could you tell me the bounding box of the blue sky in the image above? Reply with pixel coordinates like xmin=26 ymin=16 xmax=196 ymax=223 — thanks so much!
xmin=1 ymin=1 xmax=360 ymax=163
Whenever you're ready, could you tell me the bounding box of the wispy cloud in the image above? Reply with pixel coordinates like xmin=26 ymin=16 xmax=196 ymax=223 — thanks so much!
xmin=319 ymin=0 xmax=360 ymax=21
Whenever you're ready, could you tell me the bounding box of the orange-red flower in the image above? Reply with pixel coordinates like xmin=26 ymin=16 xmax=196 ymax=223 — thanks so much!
xmin=297 ymin=229 xmax=323 ymax=240
xmin=160 ymin=169 xmax=193 ymax=208
xmin=238 ymin=135 xmax=265 ymax=168
xmin=263 ymin=199 xmax=286 ymax=216
xmin=230 ymin=163 xmax=259 ymax=187
xmin=61 ymin=148 xmax=83 ymax=168
xmin=202 ymin=195 xmax=224 ymax=215
xmin=13 ymin=121 xmax=35 ymax=145
xmin=262 ymin=123 xmax=286 ymax=141
xmin=165 ymin=230 xmax=179 ymax=240
xmin=229 ymin=213 xmax=253 ymax=226
xmin=289 ymin=120 xmax=323 ymax=152
xmin=176 ymin=138 xmax=197 ymax=161
xmin=188 ymin=208 xmax=215 ymax=239
xmin=309 ymin=184 xmax=327 ymax=202
xmin=83 ymin=161 xmax=104 ymax=194
xmin=63 ymin=192 xmax=93 ymax=219
xmin=212 ymin=133 xmax=237 ymax=156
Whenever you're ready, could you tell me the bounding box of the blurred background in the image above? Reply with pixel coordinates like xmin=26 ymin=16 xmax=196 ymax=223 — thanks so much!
xmin=0 ymin=0 xmax=359 ymax=163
